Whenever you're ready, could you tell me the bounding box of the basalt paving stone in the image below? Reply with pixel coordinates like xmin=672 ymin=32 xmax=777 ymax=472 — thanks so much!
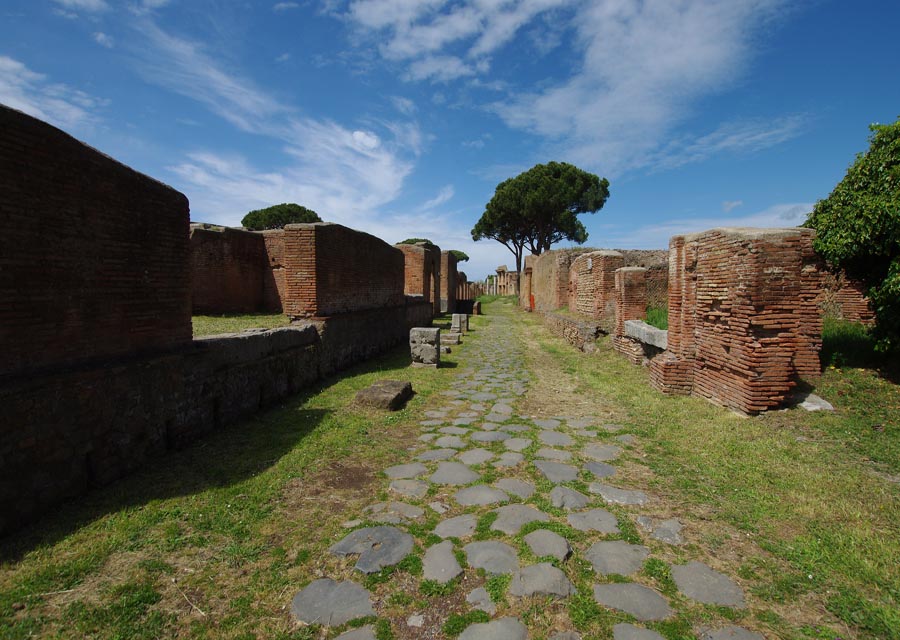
xmin=466 ymin=587 xmax=497 ymax=614
xmin=484 ymin=413 xmax=510 ymax=423
xmin=550 ymin=486 xmax=590 ymax=509
xmin=524 ymin=529 xmax=571 ymax=561
xmin=431 ymin=462 xmax=481 ymax=485
xmin=697 ymin=626 xmax=765 ymax=640
xmin=616 ymin=434 xmax=637 ymax=445
xmin=566 ymin=418 xmax=596 ymax=429
xmin=291 ymin=578 xmax=374 ymax=626
xmin=364 ymin=502 xmax=424 ymax=522
xmin=551 ymin=633 xmax=582 ymax=640
xmin=470 ymin=403 xmax=487 ymax=411
xmin=503 ymin=424 xmax=531 ymax=433
xmin=593 ymin=583 xmax=672 ymax=621
xmin=434 ymin=435 xmax=467 ymax=449
xmin=573 ymin=429 xmax=597 ymax=438
xmin=439 ymin=426 xmax=470 ymax=435
xmin=584 ymin=443 xmax=623 ymax=461
xmin=492 ymin=504 xmax=549 ymax=534
xmin=534 ymin=460 xmax=579 ymax=483
xmin=420 ymin=419 xmax=445 ymax=427
xmin=509 ymin=563 xmax=574 ymax=598
xmin=613 ymin=623 xmax=666 ymax=640
xmin=492 ymin=403 xmax=514 ymax=415
xmin=435 ymin=513 xmax=478 ymax=539
xmin=457 ymin=448 xmax=495 ymax=465
xmin=504 ymin=437 xmax=531 ymax=452
xmin=585 ymin=540 xmax=650 ymax=576
xmin=424 ymin=410 xmax=448 ymax=419
xmin=494 ymin=452 xmax=525 ymax=468
xmin=494 ymin=478 xmax=535 ymax=499
xmin=389 ymin=479 xmax=429 ymax=499
xmin=464 ymin=541 xmax=520 ymax=574
xmin=471 ymin=392 xmax=498 ymax=401
xmin=602 ymin=424 xmax=625 ymax=432
xmin=330 ymin=526 xmax=414 ymax=573
xmin=584 ymin=461 xmax=616 ymax=478
xmin=384 ymin=462 xmax=428 ymax=479
xmin=454 ymin=417 xmax=476 ymax=426
xmin=671 ymin=561 xmax=745 ymax=607
xmin=336 ymin=626 xmax=376 ymax=640
xmin=471 ymin=431 xmax=512 ymax=443
xmin=637 ymin=517 xmax=684 ymax=545
xmin=441 ymin=390 xmax=462 ymax=397
xmin=454 ymin=485 xmax=509 ymax=506
xmin=458 ymin=617 xmax=528 ymax=640
xmin=423 ymin=540 xmax=463 ymax=584
xmin=568 ymin=509 xmax=620 ymax=533
xmin=590 ymin=483 xmax=649 ymax=506
xmin=481 ymin=422 xmax=501 ymax=431
xmin=536 ymin=448 xmax=573 ymax=461
xmin=419 ymin=433 xmax=438 ymax=443
xmin=458 ymin=411 xmax=479 ymax=418
xmin=539 ymin=430 xmax=575 ymax=447
xmin=417 ymin=448 xmax=457 ymax=461
xmin=534 ymin=418 xmax=561 ymax=429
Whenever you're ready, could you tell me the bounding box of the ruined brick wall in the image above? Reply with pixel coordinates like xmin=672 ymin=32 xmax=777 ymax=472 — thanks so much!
xmin=541 ymin=311 xmax=604 ymax=352
xmin=568 ymin=251 xmax=625 ymax=329
xmin=820 ymin=271 xmax=875 ymax=325
xmin=283 ymin=223 xmax=405 ymax=318
xmin=397 ymin=242 xmax=441 ymax=312
xmin=612 ymin=267 xmax=648 ymax=364
xmin=645 ymin=264 xmax=669 ymax=310
xmin=0 ymin=105 xmax=191 ymax=379
xmin=190 ymin=225 xmax=267 ymax=314
xmin=262 ymin=230 xmax=286 ymax=313
xmin=440 ymin=250 xmax=458 ymax=313
xmin=520 ymin=254 xmax=536 ymax=309
xmin=649 ymin=228 xmax=822 ymax=414
xmin=531 ymin=249 xmax=591 ymax=311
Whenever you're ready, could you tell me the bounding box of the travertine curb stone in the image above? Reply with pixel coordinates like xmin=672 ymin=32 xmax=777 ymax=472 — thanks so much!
xmin=330 ymin=526 xmax=414 ymax=573
xmin=698 ymin=625 xmax=765 ymax=640
xmin=423 ymin=540 xmax=462 ymax=584
xmin=550 ymin=486 xmax=590 ymax=510
xmin=389 ymin=479 xmax=428 ymax=499
xmin=430 ymin=461 xmax=480 ymax=485
xmin=335 ymin=626 xmax=376 ymax=640
xmin=568 ymin=509 xmax=619 ymax=533
xmin=593 ymin=583 xmax=672 ymax=621
xmin=495 ymin=478 xmax=534 ymax=499
xmin=589 ymin=483 xmax=649 ymax=506
xmin=613 ymin=623 xmax=666 ymax=640
xmin=464 ymin=541 xmax=519 ymax=574
xmin=585 ymin=540 xmax=650 ymax=576
xmin=454 ymin=485 xmax=509 ymax=506
xmin=534 ymin=460 xmax=578 ymax=483
xmin=290 ymin=578 xmax=374 ymax=626
xmin=354 ymin=380 xmax=413 ymax=410
xmin=524 ymin=529 xmax=571 ymax=561
xmin=671 ymin=561 xmax=745 ymax=607
xmin=384 ymin=462 xmax=428 ymax=479
xmin=459 ymin=616 xmax=528 ymax=640
xmin=492 ymin=504 xmax=549 ymax=534
xmin=435 ymin=514 xmax=478 ymax=539
xmin=509 ymin=562 xmax=574 ymax=597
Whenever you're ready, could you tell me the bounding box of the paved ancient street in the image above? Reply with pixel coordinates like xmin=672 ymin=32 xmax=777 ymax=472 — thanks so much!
xmin=290 ymin=304 xmax=759 ymax=640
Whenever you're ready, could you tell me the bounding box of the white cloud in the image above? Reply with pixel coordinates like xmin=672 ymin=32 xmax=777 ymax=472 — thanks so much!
xmin=603 ymin=202 xmax=814 ymax=250
xmin=406 ymin=55 xmax=476 ymax=83
xmin=275 ymin=52 xmax=291 ymax=63
xmin=0 ymin=56 xmax=106 ymax=130
xmin=422 ymin=184 xmax=454 ymax=209
xmin=390 ymin=95 xmax=417 ymax=115
xmin=273 ymin=2 xmax=300 ymax=11
xmin=722 ymin=200 xmax=743 ymax=213
xmin=93 ymin=32 xmax=114 ymax=48
xmin=462 ymin=138 xmax=485 ymax=149
xmin=52 ymin=0 xmax=108 ymax=12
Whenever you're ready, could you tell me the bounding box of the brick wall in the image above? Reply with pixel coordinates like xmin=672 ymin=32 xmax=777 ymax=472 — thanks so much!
xmin=190 ymin=225 xmax=267 ymax=313
xmin=612 ymin=267 xmax=648 ymax=364
xmin=646 ymin=264 xmax=669 ymax=309
xmin=531 ymin=249 xmax=586 ymax=311
xmin=397 ymin=242 xmax=442 ymax=315
xmin=649 ymin=228 xmax=822 ymax=414
xmin=262 ymin=230 xmax=286 ymax=312
xmin=283 ymin=223 xmax=405 ymax=318
xmin=820 ymin=271 xmax=875 ymax=325
xmin=568 ymin=251 xmax=624 ymax=329
xmin=0 ymin=105 xmax=191 ymax=379
xmin=440 ymin=250 xmax=458 ymax=313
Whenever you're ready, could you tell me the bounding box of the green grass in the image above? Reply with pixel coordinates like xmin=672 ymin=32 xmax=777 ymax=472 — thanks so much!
xmin=192 ymin=312 xmax=291 ymax=336
xmin=510 ymin=303 xmax=900 ymax=640
xmin=0 ymin=326 xmax=479 ymax=639
xmin=645 ymin=305 xmax=668 ymax=330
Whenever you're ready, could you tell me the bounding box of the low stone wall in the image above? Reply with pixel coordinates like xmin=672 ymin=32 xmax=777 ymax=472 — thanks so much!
xmin=0 ymin=299 xmax=432 ymax=536
xmin=541 ymin=311 xmax=604 ymax=353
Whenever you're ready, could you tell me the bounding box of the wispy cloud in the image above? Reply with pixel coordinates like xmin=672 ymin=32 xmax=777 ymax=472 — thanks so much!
xmin=421 ymin=184 xmax=454 ymax=209
xmin=406 ymin=55 xmax=477 ymax=83
xmin=275 ymin=52 xmax=291 ymax=63
xmin=722 ymin=200 xmax=743 ymax=213
xmin=390 ymin=95 xmax=417 ymax=115
xmin=52 ymin=0 xmax=108 ymax=13
xmin=0 ymin=56 xmax=107 ymax=130
xmin=273 ymin=2 xmax=300 ymax=11
xmin=92 ymin=31 xmax=114 ymax=48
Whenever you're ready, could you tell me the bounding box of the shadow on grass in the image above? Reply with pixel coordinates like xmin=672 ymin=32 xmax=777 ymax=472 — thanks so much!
xmin=820 ymin=318 xmax=900 ymax=383
xmin=0 ymin=344 xmax=421 ymax=562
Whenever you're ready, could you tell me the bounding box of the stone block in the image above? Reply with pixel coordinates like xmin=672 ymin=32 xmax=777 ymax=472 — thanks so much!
xmin=410 ymin=327 xmax=440 ymax=367
xmin=624 ymin=320 xmax=668 ymax=349
xmin=443 ymin=332 xmax=462 ymax=345
xmin=354 ymin=380 xmax=414 ymax=410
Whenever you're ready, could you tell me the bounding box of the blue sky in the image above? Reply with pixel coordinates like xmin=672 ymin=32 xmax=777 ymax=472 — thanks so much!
xmin=2 ymin=0 xmax=898 ymax=279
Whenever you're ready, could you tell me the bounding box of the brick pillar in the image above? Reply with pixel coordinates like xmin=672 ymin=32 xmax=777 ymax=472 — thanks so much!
xmin=612 ymin=267 xmax=648 ymax=364
xmin=440 ymin=250 xmax=458 ymax=313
